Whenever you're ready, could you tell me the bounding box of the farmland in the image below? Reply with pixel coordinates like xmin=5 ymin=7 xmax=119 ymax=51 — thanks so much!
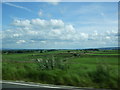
xmin=2 ymin=49 xmax=119 ymax=89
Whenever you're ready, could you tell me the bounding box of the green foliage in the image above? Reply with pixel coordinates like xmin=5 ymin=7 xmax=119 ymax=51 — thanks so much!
xmin=88 ymin=64 xmax=118 ymax=88
xmin=2 ymin=49 xmax=119 ymax=89
xmin=35 ymin=56 xmax=69 ymax=70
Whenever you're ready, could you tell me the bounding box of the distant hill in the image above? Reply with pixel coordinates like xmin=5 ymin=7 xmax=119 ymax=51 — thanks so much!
xmin=1 ymin=47 xmax=120 ymax=50
xmin=97 ymin=47 xmax=120 ymax=50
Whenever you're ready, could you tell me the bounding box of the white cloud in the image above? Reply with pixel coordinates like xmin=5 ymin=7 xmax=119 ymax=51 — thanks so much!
xmin=93 ymin=31 xmax=98 ymax=36
xmin=31 ymin=19 xmax=47 ymax=27
xmin=13 ymin=33 xmax=21 ymax=37
xmin=43 ymin=0 xmax=61 ymax=5
xmin=40 ymin=41 xmax=47 ymax=44
xmin=16 ymin=40 xmax=26 ymax=44
xmin=106 ymin=30 xmax=118 ymax=36
xmin=38 ymin=11 xmax=43 ymax=16
xmin=65 ymin=25 xmax=75 ymax=33
xmin=80 ymin=33 xmax=88 ymax=39
xmin=105 ymin=36 xmax=111 ymax=40
xmin=38 ymin=10 xmax=43 ymax=17
xmin=3 ymin=18 xmax=118 ymax=49
xmin=49 ymin=2 xmax=59 ymax=5
xmin=50 ymin=29 xmax=61 ymax=36
xmin=12 ymin=19 xmax=31 ymax=27
xmin=50 ymin=19 xmax=64 ymax=28
xmin=28 ymin=31 xmax=38 ymax=35
xmin=4 ymin=2 xmax=32 ymax=12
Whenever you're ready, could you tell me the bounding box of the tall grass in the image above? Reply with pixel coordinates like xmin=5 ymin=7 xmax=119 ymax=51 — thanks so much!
xmin=2 ymin=50 xmax=118 ymax=89
xmin=88 ymin=64 xmax=118 ymax=88
xmin=2 ymin=61 xmax=118 ymax=89
xmin=36 ymin=56 xmax=69 ymax=70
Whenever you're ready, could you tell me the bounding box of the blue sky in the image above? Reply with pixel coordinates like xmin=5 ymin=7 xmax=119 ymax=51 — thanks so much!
xmin=2 ymin=2 xmax=118 ymax=49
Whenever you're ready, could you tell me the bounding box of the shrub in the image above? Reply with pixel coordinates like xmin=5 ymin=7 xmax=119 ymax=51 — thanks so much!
xmin=36 ymin=56 xmax=69 ymax=70
xmin=88 ymin=64 xmax=118 ymax=89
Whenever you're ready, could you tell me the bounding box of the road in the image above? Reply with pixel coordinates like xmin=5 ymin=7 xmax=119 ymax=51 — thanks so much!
xmin=0 ymin=81 xmax=111 ymax=90
xmin=1 ymin=81 xmax=83 ymax=90
xmin=2 ymin=83 xmax=70 ymax=90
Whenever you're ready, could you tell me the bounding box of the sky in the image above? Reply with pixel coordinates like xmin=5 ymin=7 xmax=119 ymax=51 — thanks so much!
xmin=1 ymin=2 xmax=118 ymax=49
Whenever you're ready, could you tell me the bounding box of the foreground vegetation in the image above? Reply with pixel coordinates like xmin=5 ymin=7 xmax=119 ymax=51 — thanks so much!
xmin=2 ymin=49 xmax=119 ymax=89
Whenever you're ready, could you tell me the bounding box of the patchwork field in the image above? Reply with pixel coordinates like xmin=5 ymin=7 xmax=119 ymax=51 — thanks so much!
xmin=2 ymin=49 xmax=119 ymax=89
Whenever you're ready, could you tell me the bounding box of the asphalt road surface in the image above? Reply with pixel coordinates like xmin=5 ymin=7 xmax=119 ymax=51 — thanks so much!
xmin=2 ymin=83 xmax=70 ymax=90
xmin=1 ymin=81 xmax=111 ymax=90
xmin=1 ymin=81 xmax=82 ymax=90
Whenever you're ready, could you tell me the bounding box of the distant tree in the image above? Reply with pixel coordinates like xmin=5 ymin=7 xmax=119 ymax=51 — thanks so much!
xmin=67 ymin=51 xmax=70 ymax=53
xmin=40 ymin=50 xmax=43 ymax=53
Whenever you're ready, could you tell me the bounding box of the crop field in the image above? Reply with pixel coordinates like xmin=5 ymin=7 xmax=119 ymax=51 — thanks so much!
xmin=2 ymin=49 xmax=119 ymax=89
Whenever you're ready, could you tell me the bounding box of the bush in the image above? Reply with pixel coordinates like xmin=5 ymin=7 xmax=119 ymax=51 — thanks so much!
xmin=36 ymin=56 xmax=69 ymax=70
xmin=88 ymin=64 xmax=118 ymax=89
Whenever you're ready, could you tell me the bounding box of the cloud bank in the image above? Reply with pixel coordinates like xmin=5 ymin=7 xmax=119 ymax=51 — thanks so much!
xmin=2 ymin=18 xmax=118 ymax=49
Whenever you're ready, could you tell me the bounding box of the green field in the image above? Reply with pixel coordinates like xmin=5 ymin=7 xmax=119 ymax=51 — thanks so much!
xmin=2 ymin=49 xmax=119 ymax=89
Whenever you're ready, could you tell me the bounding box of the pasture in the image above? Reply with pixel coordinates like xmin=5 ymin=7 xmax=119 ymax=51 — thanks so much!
xmin=2 ymin=49 xmax=119 ymax=89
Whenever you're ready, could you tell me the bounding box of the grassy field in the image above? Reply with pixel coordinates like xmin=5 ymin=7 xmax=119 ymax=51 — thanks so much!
xmin=2 ymin=49 xmax=119 ymax=89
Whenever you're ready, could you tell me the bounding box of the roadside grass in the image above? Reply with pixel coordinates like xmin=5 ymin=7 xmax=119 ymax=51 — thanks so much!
xmin=2 ymin=62 xmax=118 ymax=89
xmin=2 ymin=50 xmax=119 ymax=89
